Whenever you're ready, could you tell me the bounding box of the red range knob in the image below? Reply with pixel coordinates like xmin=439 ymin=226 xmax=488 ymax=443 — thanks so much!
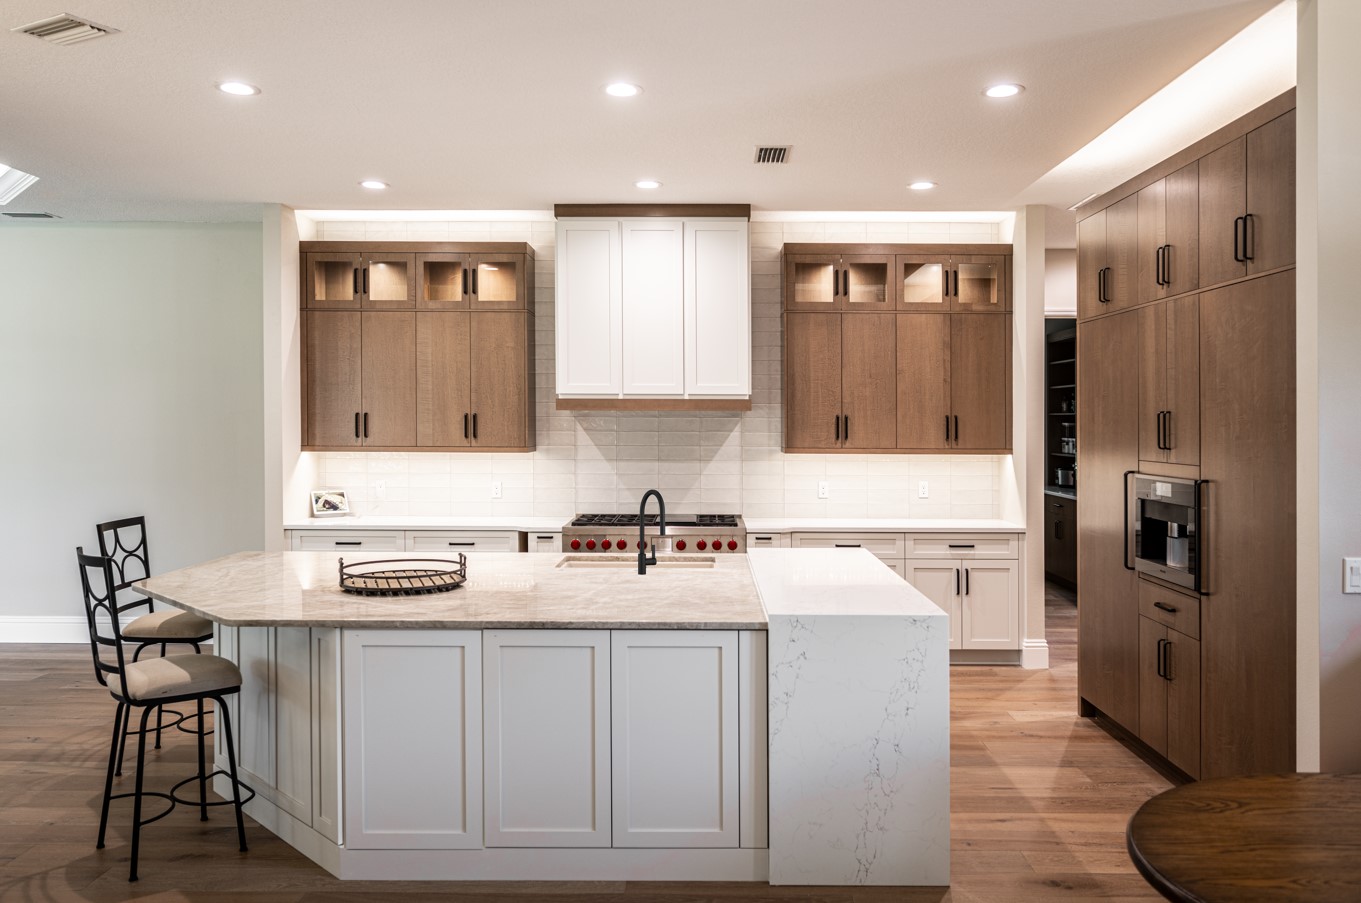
xmin=601 ymin=539 xmax=612 ymax=550
xmin=617 ymin=539 xmax=629 ymax=550
xmin=675 ymin=539 xmax=687 ymax=551
xmin=586 ymin=539 xmax=597 ymax=550
xmin=727 ymin=540 xmax=738 ymax=551
xmin=696 ymin=539 xmax=707 ymax=551
xmin=570 ymin=539 xmax=581 ymax=550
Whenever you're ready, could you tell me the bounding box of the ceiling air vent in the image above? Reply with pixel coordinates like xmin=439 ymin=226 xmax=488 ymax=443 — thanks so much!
xmin=13 ymin=13 xmax=118 ymax=45
xmin=754 ymin=146 xmax=790 ymax=165
xmin=3 ymin=212 xmax=57 ymax=218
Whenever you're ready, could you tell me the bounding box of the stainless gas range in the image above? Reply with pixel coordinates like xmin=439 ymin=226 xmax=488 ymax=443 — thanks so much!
xmin=561 ymin=513 xmax=746 ymax=553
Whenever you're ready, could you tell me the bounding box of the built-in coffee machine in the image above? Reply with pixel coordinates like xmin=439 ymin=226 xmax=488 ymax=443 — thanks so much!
xmin=1126 ymin=473 xmax=1206 ymax=592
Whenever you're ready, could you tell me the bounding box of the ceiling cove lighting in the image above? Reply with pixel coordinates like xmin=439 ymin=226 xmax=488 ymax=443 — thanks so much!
xmin=0 ymin=164 xmax=40 ymax=205
xmin=908 ymin=181 xmax=936 ymax=191
xmin=605 ymin=82 xmax=642 ymax=97
xmin=984 ymin=83 xmax=1024 ymax=98
xmin=216 ymin=81 xmax=260 ymax=96
xmin=359 ymin=180 xmax=388 ymax=190
xmin=634 ymin=179 xmax=662 ymax=189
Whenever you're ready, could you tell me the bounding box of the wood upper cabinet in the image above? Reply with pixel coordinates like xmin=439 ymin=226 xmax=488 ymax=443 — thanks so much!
xmin=302 ymin=241 xmax=536 ymax=451
xmin=840 ymin=313 xmax=897 ymax=449
xmin=1137 ymin=162 xmax=1199 ymax=303
xmin=785 ymin=253 xmax=892 ymax=312
xmin=950 ymin=314 xmax=1009 ymax=450
xmin=303 ymin=310 xmax=416 ymax=448
xmin=305 ymin=252 xmax=362 ymax=309
xmin=784 ymin=312 xmax=843 ymax=449
xmin=1139 ymin=296 xmax=1200 ymax=466
xmin=1138 ymin=616 xmax=1201 ymax=779
xmin=896 ymin=254 xmax=1006 ymax=312
xmin=1077 ymin=309 xmax=1141 ymax=733
xmin=1199 ymin=110 xmax=1296 ymax=286
xmin=1077 ymin=194 xmax=1138 ymax=320
xmin=896 ymin=314 xmax=951 ymax=450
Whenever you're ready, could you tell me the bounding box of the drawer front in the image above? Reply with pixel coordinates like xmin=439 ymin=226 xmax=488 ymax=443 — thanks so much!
xmin=790 ymin=532 xmax=905 ymax=561
xmin=882 ymin=559 xmax=907 ymax=578
xmin=528 ymin=532 xmax=562 ymax=553
xmin=290 ymin=531 xmax=405 ymax=552
xmin=746 ymin=532 xmax=790 ymax=549
xmin=1139 ymin=580 xmax=1201 ymax=640
xmin=905 ymin=534 xmax=1018 ymax=560
xmin=406 ymin=531 xmax=523 ymax=553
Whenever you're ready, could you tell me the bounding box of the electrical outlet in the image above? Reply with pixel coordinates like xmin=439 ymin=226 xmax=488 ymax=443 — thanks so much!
xmin=491 ymin=481 xmax=502 ymax=499
xmin=373 ymin=480 xmax=386 ymax=499
xmin=817 ymin=480 xmax=829 ymax=500
xmin=1345 ymin=557 xmax=1361 ymax=594
xmin=918 ymin=480 xmax=930 ymax=499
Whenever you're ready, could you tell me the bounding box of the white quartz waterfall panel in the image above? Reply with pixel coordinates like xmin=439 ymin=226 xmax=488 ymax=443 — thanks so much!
xmin=751 ymin=548 xmax=950 ymax=886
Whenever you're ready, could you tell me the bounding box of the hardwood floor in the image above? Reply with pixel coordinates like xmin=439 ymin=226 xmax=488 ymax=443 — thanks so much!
xmin=0 ymin=587 xmax=1170 ymax=902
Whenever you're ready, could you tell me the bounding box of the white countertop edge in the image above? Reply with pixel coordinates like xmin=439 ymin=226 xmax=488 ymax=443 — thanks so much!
xmin=747 ymin=548 xmax=948 ymax=619
xmin=743 ymin=517 xmax=1024 ymax=533
xmin=283 ymin=516 xmax=569 ymax=532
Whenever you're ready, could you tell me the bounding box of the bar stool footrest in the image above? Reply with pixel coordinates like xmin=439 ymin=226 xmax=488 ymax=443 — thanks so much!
xmin=106 ymin=790 xmax=176 ymax=827
xmin=174 ymin=709 xmax=214 ymax=738
xmin=169 ymin=771 xmax=256 ymax=808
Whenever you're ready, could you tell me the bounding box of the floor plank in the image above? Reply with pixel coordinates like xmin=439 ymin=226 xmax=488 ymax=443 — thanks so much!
xmin=0 ymin=584 xmax=1170 ymax=901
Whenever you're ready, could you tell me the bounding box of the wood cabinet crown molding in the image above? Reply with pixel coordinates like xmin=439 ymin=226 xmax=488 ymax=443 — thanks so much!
xmin=301 ymin=241 xmax=536 ymax=255
xmin=554 ymin=203 xmax=750 ymax=219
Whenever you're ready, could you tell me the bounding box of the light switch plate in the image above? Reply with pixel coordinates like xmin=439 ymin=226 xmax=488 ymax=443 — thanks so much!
xmin=918 ymin=480 xmax=930 ymax=499
xmin=491 ymin=481 xmax=502 ymax=499
xmin=817 ymin=480 xmax=829 ymax=500
xmin=1345 ymin=558 xmax=1361 ymax=594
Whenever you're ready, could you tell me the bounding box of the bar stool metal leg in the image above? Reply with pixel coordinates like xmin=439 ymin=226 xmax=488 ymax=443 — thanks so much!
xmin=129 ymin=706 xmax=154 ymax=882
xmin=114 ymin=702 xmax=131 ymax=777
xmin=196 ymin=699 xmax=207 ymax=821
xmin=216 ymin=695 xmax=248 ymax=852
xmin=97 ymin=700 xmax=124 ymax=849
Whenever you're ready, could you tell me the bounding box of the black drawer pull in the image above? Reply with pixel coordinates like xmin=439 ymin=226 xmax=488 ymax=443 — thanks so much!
xmin=834 ymin=543 xmax=861 ymax=548
xmin=535 ymin=535 xmax=554 ymax=540
xmin=948 ymin=544 xmax=976 ymax=549
xmin=334 ymin=541 xmax=362 ymax=547
xmin=1153 ymin=601 xmax=1179 ymax=613
xmin=447 ymin=542 xmax=476 ymax=547
xmin=755 ymin=536 xmax=773 ymax=542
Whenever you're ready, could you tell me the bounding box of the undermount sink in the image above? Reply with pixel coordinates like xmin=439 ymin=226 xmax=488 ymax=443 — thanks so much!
xmin=556 ymin=555 xmax=716 ymax=570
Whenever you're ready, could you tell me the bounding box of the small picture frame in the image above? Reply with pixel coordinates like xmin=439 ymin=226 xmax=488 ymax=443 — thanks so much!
xmin=310 ymin=489 xmax=350 ymax=518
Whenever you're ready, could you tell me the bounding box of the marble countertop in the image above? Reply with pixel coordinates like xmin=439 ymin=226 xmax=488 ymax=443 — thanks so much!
xmin=750 ymin=548 xmax=947 ymax=618
xmin=743 ymin=517 xmax=1025 ymax=534
xmin=283 ymin=515 xmax=569 ymax=532
xmin=136 ymin=551 xmax=767 ymax=630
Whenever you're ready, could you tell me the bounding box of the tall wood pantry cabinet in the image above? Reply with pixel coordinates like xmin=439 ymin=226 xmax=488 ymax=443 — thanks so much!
xmin=301 ymin=242 xmax=536 ymax=452
xmin=1075 ymin=90 xmax=1296 ymax=781
xmin=782 ymin=243 xmax=1012 ymax=454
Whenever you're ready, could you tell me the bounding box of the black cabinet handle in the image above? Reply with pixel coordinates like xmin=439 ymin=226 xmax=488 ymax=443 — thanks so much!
xmin=536 ymin=535 xmax=554 ymax=540
xmin=362 ymin=266 xmax=368 ymax=295
xmin=335 ymin=540 xmax=362 ymax=547
xmin=1156 ymin=411 xmax=1165 ymax=450
xmin=354 ymin=412 xmax=360 ymax=439
xmin=842 ymin=269 xmax=849 ymax=298
xmin=1163 ymin=639 xmax=1173 ymax=681
xmin=472 ymin=413 xmax=478 ymax=440
xmin=943 ymin=269 xmax=949 ymax=300
xmin=948 ymin=544 xmax=976 ymax=549
xmin=1156 ymin=246 xmax=1164 ymax=286
xmin=834 ymin=543 xmax=862 ymax=548
xmin=363 ymin=412 xmax=368 ymax=438
xmin=964 ymin=568 xmax=970 ymax=596
xmin=462 ymin=268 xmax=468 ymax=296
xmin=844 ymin=415 xmax=849 ymax=443
xmin=352 ymin=267 xmax=359 ymax=295
xmin=1123 ymin=470 xmax=1136 ymax=571
xmin=1243 ymin=213 xmax=1255 ymax=261
xmin=1233 ymin=216 xmax=1245 ymax=262
xmin=952 ymin=268 xmax=958 ymax=297
xmin=1163 ymin=245 xmax=1172 ymax=285
xmin=1097 ymin=267 xmax=1107 ymax=303
xmin=1156 ymin=638 xmax=1166 ymax=678
xmin=464 ymin=413 xmax=470 ymax=440
xmin=1055 ymin=520 xmax=1064 ymax=540
xmin=1164 ymin=410 xmax=1173 ymax=450
xmin=1153 ymin=600 xmax=1178 ymax=613
xmin=955 ymin=568 xmax=960 ymax=595
xmin=953 ymin=414 xmax=959 ymax=444
xmin=945 ymin=414 xmax=951 ymax=443
xmin=472 ymin=267 xmax=479 ymax=295
xmin=835 ymin=414 xmax=841 ymax=442
xmin=447 ymin=542 xmax=476 ymax=547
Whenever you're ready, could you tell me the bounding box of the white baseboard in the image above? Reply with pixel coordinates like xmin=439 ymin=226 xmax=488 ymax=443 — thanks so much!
xmin=0 ymin=614 xmax=181 ymax=644
xmin=1020 ymin=638 xmax=1050 ymax=670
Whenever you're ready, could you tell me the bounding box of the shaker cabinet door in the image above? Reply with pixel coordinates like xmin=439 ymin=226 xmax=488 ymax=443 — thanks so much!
xmin=950 ymin=314 xmax=1009 ymax=451
xmin=840 ymin=313 xmax=897 ymax=450
xmin=359 ymin=312 xmax=417 ymax=447
xmin=784 ymin=313 xmax=842 ymax=449
xmin=470 ymin=311 xmax=531 ymax=448
xmin=896 ymin=314 xmax=952 ymax=450
xmin=304 ymin=311 xmax=362 ymax=447
xmin=685 ymin=219 xmax=751 ymax=395
xmin=556 ymin=220 xmax=623 ymax=394
xmin=621 ymin=219 xmax=685 ymax=395
xmin=416 ymin=312 xmax=472 ymax=447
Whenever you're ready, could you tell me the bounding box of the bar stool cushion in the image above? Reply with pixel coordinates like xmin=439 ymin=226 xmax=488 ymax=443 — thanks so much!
xmin=115 ymin=654 xmax=242 ymax=702
xmin=122 ymin=609 xmax=213 ymax=641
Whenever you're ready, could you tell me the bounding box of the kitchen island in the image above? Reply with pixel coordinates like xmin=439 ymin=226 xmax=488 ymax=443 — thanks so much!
xmin=136 ymin=548 xmax=948 ymax=886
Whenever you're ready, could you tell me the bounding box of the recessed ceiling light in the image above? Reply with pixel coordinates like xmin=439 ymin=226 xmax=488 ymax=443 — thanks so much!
xmin=634 ymin=179 xmax=662 ymax=190
xmin=908 ymin=181 xmax=936 ymax=191
xmin=605 ymin=82 xmax=642 ymax=98
xmin=0 ymin=164 xmax=40 ymax=204
xmin=216 ymin=81 xmax=261 ymax=96
xmin=359 ymin=180 xmax=388 ymax=190
xmin=984 ymin=83 xmax=1024 ymax=98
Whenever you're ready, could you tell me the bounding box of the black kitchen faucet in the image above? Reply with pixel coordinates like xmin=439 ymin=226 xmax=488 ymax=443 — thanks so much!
xmin=637 ymin=489 xmax=666 ymax=575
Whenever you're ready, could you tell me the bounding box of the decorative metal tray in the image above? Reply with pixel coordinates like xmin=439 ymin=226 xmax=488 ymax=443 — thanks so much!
xmin=338 ymin=556 xmax=467 ymax=596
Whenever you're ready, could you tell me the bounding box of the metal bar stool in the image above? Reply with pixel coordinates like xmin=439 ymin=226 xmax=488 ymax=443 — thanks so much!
xmin=77 ymin=548 xmax=252 ymax=882
xmin=96 ymin=516 xmax=214 ymax=769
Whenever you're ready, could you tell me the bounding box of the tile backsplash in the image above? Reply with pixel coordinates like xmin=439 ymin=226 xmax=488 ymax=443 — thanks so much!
xmin=310 ymin=217 xmax=1007 ymax=520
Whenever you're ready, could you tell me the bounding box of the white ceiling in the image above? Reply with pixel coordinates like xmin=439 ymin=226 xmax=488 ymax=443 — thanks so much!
xmin=0 ymin=0 xmax=1287 ymax=245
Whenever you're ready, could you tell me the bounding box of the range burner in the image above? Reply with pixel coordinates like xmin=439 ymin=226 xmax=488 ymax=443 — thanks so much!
xmin=562 ymin=513 xmax=746 ymax=553
xmin=569 ymin=513 xmax=741 ymax=528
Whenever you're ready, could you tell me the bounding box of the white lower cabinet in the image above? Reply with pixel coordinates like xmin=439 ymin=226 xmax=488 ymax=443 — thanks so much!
xmin=407 ymin=530 xmax=522 ymax=553
xmin=343 ymin=630 xmax=483 ymax=850
xmin=290 ymin=530 xmax=404 ymax=552
xmin=483 ymin=630 xmax=611 ymax=847
xmin=903 ymin=561 xmax=965 ymax=649
xmin=903 ymin=558 xmax=1019 ymax=650
xmin=528 ymin=532 xmax=562 ymax=553
xmin=611 ymin=630 xmax=739 ymax=848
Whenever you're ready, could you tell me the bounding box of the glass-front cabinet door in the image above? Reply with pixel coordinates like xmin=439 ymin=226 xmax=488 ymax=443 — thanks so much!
xmin=895 ymin=255 xmax=950 ymax=311
xmin=470 ymin=253 xmax=526 ymax=310
xmin=361 ymin=252 xmax=415 ymax=309
xmin=954 ymin=256 xmax=1006 ymax=311
xmin=784 ymin=254 xmax=841 ymax=310
xmin=305 ymin=252 xmax=362 ymax=309
xmin=417 ymin=253 xmax=469 ymax=310
xmin=842 ymin=254 xmax=893 ymax=311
